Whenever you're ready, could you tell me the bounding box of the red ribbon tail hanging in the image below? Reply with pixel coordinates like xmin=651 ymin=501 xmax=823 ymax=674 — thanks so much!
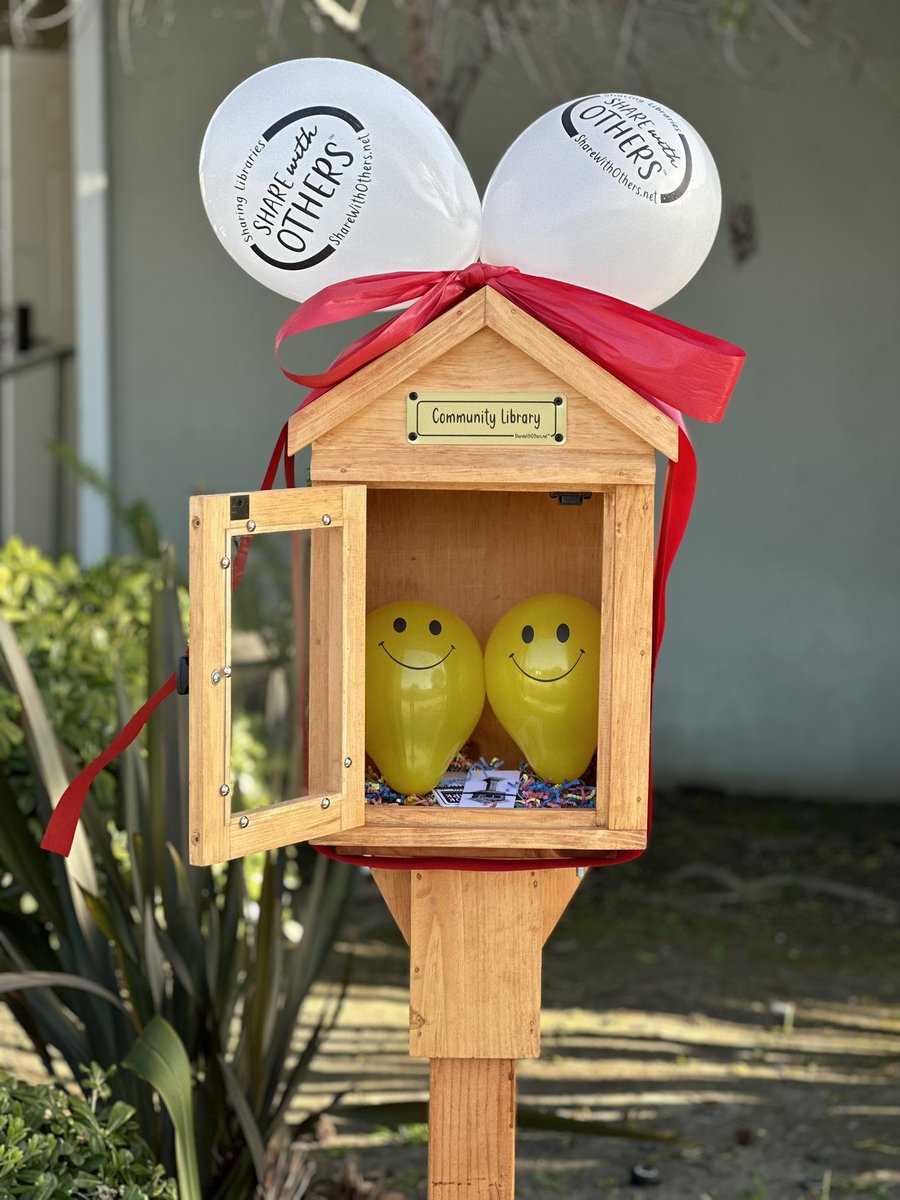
xmin=636 ymin=425 xmax=698 ymax=856
xmin=41 ymin=672 xmax=178 ymax=857
xmin=653 ymin=427 xmax=698 ymax=662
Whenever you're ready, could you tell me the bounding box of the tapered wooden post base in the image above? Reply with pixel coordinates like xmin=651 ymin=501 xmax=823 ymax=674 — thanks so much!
xmin=373 ymin=866 xmax=582 ymax=1199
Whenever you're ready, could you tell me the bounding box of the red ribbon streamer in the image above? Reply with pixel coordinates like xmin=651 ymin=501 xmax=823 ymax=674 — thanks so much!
xmin=276 ymin=263 xmax=743 ymax=424
xmin=41 ymin=673 xmax=178 ymax=856
xmin=43 ymin=263 xmax=742 ymax=865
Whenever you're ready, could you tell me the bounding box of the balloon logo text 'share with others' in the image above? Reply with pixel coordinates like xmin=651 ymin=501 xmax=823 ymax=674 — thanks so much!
xmin=481 ymin=92 xmax=720 ymax=310
xmin=365 ymin=601 xmax=485 ymax=796
xmin=199 ymin=58 xmax=481 ymax=303
xmin=485 ymin=595 xmax=602 ymax=784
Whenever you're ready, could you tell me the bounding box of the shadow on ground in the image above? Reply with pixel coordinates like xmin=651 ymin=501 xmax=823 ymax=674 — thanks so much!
xmin=0 ymin=791 xmax=896 ymax=1198
xmin=300 ymin=790 xmax=900 ymax=1200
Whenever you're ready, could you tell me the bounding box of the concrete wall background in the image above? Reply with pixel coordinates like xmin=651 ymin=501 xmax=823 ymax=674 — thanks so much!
xmin=106 ymin=2 xmax=900 ymax=799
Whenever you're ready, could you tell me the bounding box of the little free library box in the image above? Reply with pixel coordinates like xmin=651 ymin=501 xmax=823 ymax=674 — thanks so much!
xmin=187 ymin=285 xmax=678 ymax=867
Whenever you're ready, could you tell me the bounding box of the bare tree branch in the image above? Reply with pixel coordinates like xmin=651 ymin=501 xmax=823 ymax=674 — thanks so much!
xmin=310 ymin=0 xmax=368 ymax=33
xmin=761 ymin=0 xmax=817 ymax=50
xmin=614 ymin=0 xmax=642 ymax=78
xmin=261 ymin=0 xmax=286 ymax=49
xmin=441 ymin=10 xmax=498 ymax=131
xmin=405 ymin=0 xmax=444 ymax=115
xmin=306 ymin=0 xmax=394 ymax=79
xmin=9 ymin=0 xmax=87 ymax=43
xmin=721 ymin=23 xmax=756 ymax=80
xmin=23 ymin=0 xmax=892 ymax=131
xmin=117 ymin=0 xmax=137 ymax=75
xmin=441 ymin=0 xmax=542 ymax=134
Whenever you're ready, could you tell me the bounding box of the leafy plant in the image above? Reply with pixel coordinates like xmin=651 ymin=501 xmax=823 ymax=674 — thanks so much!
xmin=0 ymin=1065 xmax=178 ymax=1198
xmin=0 ymin=541 xmax=359 ymax=1199
xmin=0 ymin=537 xmax=164 ymax=813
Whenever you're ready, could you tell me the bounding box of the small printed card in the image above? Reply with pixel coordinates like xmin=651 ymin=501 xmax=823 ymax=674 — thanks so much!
xmin=458 ymin=767 xmax=519 ymax=808
xmin=433 ymin=773 xmax=467 ymax=806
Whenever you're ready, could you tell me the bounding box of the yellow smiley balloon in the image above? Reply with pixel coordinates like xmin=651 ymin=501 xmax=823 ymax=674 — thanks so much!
xmin=365 ymin=600 xmax=485 ymax=795
xmin=484 ymin=594 xmax=601 ymax=783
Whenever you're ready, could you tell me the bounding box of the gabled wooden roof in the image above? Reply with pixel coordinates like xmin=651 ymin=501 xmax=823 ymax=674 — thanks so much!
xmin=287 ymin=287 xmax=679 ymax=460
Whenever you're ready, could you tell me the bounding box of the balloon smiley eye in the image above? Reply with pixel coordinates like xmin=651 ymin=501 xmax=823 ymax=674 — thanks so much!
xmin=392 ymin=617 xmax=407 ymax=634
xmin=429 ymin=620 xmax=442 ymax=636
xmin=521 ymin=625 xmax=535 ymax=644
xmin=556 ymin=623 xmax=570 ymax=643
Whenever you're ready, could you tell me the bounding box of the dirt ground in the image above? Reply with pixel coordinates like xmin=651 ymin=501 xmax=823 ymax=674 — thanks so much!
xmin=2 ymin=791 xmax=898 ymax=1199
xmin=299 ymin=791 xmax=900 ymax=1200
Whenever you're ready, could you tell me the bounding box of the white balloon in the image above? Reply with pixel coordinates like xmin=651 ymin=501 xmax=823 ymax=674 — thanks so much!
xmin=481 ymin=93 xmax=721 ymax=310
xmin=199 ymin=59 xmax=481 ymax=301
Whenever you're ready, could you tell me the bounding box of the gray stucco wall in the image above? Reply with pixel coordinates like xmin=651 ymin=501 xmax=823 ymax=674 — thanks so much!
xmin=107 ymin=3 xmax=899 ymax=799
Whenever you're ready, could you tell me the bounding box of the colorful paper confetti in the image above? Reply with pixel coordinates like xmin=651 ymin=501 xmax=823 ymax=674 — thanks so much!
xmin=364 ymin=752 xmax=596 ymax=808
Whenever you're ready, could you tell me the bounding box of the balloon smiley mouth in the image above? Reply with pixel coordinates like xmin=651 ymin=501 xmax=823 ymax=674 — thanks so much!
xmin=379 ymin=641 xmax=455 ymax=671
xmin=509 ymin=649 xmax=585 ymax=682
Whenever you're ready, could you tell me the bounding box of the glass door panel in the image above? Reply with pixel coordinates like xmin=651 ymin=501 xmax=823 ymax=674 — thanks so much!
xmin=188 ymin=487 xmax=365 ymax=863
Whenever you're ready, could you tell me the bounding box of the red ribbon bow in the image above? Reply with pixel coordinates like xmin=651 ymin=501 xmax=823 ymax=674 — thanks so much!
xmin=276 ymin=263 xmax=742 ymax=425
xmin=42 ymin=264 xmax=744 ymax=866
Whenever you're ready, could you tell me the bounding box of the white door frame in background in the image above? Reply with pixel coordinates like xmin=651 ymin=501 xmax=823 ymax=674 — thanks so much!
xmin=71 ymin=0 xmax=112 ymax=562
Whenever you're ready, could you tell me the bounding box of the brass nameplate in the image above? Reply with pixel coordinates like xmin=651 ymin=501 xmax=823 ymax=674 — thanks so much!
xmin=406 ymin=391 xmax=567 ymax=446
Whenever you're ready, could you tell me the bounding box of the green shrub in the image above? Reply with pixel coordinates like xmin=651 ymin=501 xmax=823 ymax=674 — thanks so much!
xmin=0 ymin=538 xmax=358 ymax=1200
xmin=0 ymin=537 xmax=166 ymax=811
xmin=0 ymin=1066 xmax=178 ymax=1198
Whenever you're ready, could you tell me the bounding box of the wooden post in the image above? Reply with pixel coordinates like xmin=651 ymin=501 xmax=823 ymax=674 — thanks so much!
xmin=373 ymin=867 xmax=583 ymax=1199
xmin=429 ymin=1059 xmax=516 ymax=1199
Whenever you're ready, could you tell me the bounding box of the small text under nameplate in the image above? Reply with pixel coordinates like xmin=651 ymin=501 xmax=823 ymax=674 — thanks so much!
xmin=406 ymin=391 xmax=567 ymax=446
